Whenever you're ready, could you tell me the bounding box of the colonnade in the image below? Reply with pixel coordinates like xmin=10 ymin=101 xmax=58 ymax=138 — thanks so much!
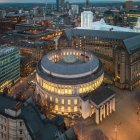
xmin=95 ymin=98 xmax=115 ymax=124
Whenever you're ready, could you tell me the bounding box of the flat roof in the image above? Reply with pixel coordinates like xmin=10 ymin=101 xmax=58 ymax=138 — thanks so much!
xmin=41 ymin=49 xmax=100 ymax=79
xmin=0 ymin=94 xmax=76 ymax=140
xmin=0 ymin=46 xmax=17 ymax=57
xmin=0 ymin=94 xmax=17 ymax=112
xmin=81 ymin=87 xmax=115 ymax=107
xmin=37 ymin=60 xmax=103 ymax=85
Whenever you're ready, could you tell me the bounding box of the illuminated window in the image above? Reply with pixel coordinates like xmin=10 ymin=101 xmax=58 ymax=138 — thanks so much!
xmin=68 ymin=89 xmax=72 ymax=95
xmin=55 ymin=105 xmax=58 ymax=111
xmin=74 ymin=99 xmax=77 ymax=105
xmin=50 ymin=86 xmax=54 ymax=92
xmin=68 ymin=106 xmax=71 ymax=112
xmin=74 ymin=106 xmax=78 ymax=112
xmin=61 ymin=99 xmax=64 ymax=104
xmin=61 ymin=106 xmax=64 ymax=112
xmin=68 ymin=99 xmax=71 ymax=105
xmin=55 ymin=98 xmax=58 ymax=103
xmin=65 ymin=89 xmax=68 ymax=94
xmin=50 ymin=96 xmax=52 ymax=101
xmin=61 ymin=89 xmax=64 ymax=95
xmin=58 ymin=89 xmax=60 ymax=94
xmin=79 ymin=87 xmax=82 ymax=93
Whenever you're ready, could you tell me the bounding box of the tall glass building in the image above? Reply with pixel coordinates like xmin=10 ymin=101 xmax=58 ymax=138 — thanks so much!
xmin=0 ymin=46 xmax=20 ymax=92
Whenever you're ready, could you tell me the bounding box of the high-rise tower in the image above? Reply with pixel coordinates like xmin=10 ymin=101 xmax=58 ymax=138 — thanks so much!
xmin=125 ymin=0 xmax=133 ymax=10
xmin=85 ymin=0 xmax=89 ymax=9
xmin=56 ymin=0 xmax=65 ymax=12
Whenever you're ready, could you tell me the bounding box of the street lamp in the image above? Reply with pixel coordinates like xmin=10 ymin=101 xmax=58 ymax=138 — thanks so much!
xmin=114 ymin=121 xmax=121 ymax=140
xmin=137 ymin=106 xmax=140 ymax=122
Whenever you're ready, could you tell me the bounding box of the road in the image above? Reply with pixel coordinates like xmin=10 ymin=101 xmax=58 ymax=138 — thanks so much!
xmin=10 ymin=71 xmax=36 ymax=100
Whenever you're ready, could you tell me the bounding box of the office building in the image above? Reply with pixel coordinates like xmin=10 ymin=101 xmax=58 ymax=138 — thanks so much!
xmin=56 ymin=0 xmax=65 ymax=12
xmin=0 ymin=46 xmax=20 ymax=92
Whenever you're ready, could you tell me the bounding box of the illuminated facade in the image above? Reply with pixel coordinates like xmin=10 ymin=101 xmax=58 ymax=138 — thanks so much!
xmin=36 ymin=48 xmax=104 ymax=117
xmin=0 ymin=46 xmax=20 ymax=92
xmin=59 ymin=28 xmax=140 ymax=90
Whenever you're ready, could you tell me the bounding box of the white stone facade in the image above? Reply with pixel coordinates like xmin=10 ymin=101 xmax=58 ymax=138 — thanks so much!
xmin=0 ymin=113 xmax=32 ymax=140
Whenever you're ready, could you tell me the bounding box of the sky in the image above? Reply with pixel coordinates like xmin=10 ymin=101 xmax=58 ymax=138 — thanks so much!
xmin=0 ymin=0 xmax=139 ymax=3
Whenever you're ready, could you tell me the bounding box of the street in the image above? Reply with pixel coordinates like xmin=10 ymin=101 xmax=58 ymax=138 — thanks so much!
xmin=10 ymin=71 xmax=36 ymax=100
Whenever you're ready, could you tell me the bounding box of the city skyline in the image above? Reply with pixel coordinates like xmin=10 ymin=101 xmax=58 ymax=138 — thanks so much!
xmin=0 ymin=0 xmax=140 ymax=3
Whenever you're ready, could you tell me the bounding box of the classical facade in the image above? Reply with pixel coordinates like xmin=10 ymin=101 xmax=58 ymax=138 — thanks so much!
xmin=58 ymin=29 xmax=140 ymax=90
xmin=35 ymin=48 xmax=115 ymax=124
xmin=0 ymin=94 xmax=77 ymax=140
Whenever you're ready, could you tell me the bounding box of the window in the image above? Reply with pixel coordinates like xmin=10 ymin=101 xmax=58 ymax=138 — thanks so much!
xmin=68 ymin=99 xmax=71 ymax=105
xmin=61 ymin=99 xmax=64 ymax=104
xmin=1 ymin=132 xmax=3 ymax=138
xmin=74 ymin=106 xmax=78 ymax=112
xmin=61 ymin=106 xmax=64 ymax=112
xmin=68 ymin=107 xmax=71 ymax=112
xmin=50 ymin=96 xmax=52 ymax=102
xmin=20 ymin=130 xmax=22 ymax=134
xmin=74 ymin=99 xmax=77 ymax=105
xmin=19 ymin=121 xmax=22 ymax=127
xmin=55 ymin=98 xmax=58 ymax=103
xmin=55 ymin=105 xmax=58 ymax=111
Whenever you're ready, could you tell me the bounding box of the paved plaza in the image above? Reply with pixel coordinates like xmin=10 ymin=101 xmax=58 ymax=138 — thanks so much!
xmin=73 ymin=86 xmax=140 ymax=140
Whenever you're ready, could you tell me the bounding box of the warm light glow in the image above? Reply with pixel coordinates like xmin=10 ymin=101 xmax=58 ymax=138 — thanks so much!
xmin=68 ymin=99 xmax=71 ymax=105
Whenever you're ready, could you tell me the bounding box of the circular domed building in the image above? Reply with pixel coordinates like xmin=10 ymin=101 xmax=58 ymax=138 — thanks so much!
xmin=36 ymin=48 xmax=104 ymax=117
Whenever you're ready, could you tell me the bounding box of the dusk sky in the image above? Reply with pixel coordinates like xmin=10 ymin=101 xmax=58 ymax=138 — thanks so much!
xmin=0 ymin=0 xmax=139 ymax=3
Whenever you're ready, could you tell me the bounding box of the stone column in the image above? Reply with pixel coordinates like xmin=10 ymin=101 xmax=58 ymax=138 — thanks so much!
xmin=106 ymin=102 xmax=109 ymax=116
xmin=95 ymin=108 xmax=99 ymax=125
xmin=100 ymin=107 xmax=102 ymax=122
xmin=103 ymin=105 xmax=106 ymax=118
xmin=110 ymin=100 xmax=112 ymax=114
xmin=112 ymin=98 xmax=116 ymax=111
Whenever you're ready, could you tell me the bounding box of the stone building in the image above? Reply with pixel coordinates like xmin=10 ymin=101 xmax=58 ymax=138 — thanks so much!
xmin=0 ymin=93 xmax=77 ymax=140
xmin=58 ymin=28 xmax=140 ymax=90
xmin=35 ymin=48 xmax=115 ymax=124
xmin=16 ymin=40 xmax=55 ymax=62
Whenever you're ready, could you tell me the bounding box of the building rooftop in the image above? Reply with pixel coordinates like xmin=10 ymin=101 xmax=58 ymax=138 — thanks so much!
xmin=37 ymin=59 xmax=103 ymax=85
xmin=17 ymin=40 xmax=54 ymax=48
xmin=14 ymin=30 xmax=53 ymax=38
xmin=0 ymin=94 xmax=17 ymax=112
xmin=81 ymin=87 xmax=115 ymax=107
xmin=0 ymin=46 xmax=17 ymax=57
xmin=0 ymin=94 xmax=76 ymax=140
xmin=65 ymin=28 xmax=139 ymax=40
xmin=41 ymin=49 xmax=100 ymax=79
xmin=63 ymin=28 xmax=140 ymax=54
xmin=123 ymin=34 xmax=140 ymax=54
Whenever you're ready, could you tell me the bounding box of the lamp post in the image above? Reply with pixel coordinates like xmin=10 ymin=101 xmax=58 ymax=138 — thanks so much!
xmin=137 ymin=106 xmax=140 ymax=122
xmin=114 ymin=121 xmax=121 ymax=140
